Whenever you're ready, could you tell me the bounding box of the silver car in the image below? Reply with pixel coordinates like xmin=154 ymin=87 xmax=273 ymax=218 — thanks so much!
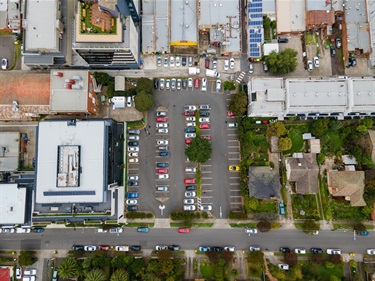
xmin=183 ymin=198 xmax=195 ymax=204
xmin=171 ymin=78 xmax=176 ymax=90
xmin=160 ymin=78 xmax=165 ymax=90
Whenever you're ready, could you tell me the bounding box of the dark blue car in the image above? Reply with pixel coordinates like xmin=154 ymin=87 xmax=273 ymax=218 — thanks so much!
xmin=126 ymin=192 xmax=139 ymax=198
xmin=32 ymin=228 xmax=44 ymax=233
xmin=159 ymin=152 xmax=170 ymax=157
xmin=137 ymin=227 xmax=150 ymax=233
xmin=184 ymin=127 xmax=196 ymax=133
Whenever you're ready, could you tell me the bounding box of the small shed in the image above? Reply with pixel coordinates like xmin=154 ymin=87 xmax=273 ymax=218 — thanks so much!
xmin=263 ymin=43 xmax=279 ymax=56
xmin=110 ymin=96 xmax=125 ymax=109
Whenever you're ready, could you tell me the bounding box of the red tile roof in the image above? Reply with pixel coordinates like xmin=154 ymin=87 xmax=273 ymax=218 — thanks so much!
xmin=0 ymin=268 xmax=10 ymax=281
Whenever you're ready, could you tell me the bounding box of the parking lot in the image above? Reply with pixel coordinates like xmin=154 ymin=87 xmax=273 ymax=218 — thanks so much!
xmin=125 ymin=79 xmax=240 ymax=218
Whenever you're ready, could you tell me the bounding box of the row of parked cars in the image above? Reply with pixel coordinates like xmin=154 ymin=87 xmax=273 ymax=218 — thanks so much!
xmin=16 ymin=268 xmax=37 ymax=281
xmin=155 ymin=110 xmax=170 ymax=186
xmin=71 ymin=244 xmax=142 ymax=252
xmin=0 ymin=228 xmax=43 ymax=233
xmin=157 ymin=56 xmax=235 ymax=71
xmin=127 ymin=129 xmax=141 ymax=211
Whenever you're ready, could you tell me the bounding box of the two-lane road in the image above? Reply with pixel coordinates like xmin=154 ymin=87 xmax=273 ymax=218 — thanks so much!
xmin=0 ymin=228 xmax=370 ymax=253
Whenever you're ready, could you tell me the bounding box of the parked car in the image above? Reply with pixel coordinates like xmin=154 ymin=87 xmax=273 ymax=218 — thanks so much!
xmin=32 ymin=228 xmax=44 ymax=233
xmin=224 ymin=246 xmax=235 ymax=252
xmin=170 ymin=56 xmax=175 ymax=67
xmin=165 ymin=79 xmax=170 ymax=90
xmin=155 ymin=245 xmax=168 ymax=251
xmin=1 ymin=58 xmax=7 ymax=70
xmin=184 ymin=111 xmax=195 ymax=116
xmin=199 ymin=123 xmax=210 ymax=129
xmin=98 ymin=245 xmax=110 ymax=251
xmin=137 ymin=227 xmax=150 ymax=233
xmin=178 ymin=228 xmax=191 ymax=233
xmin=127 ymin=205 xmax=138 ymax=211
xmin=175 ymin=56 xmax=180 ymax=67
xmin=199 ymin=117 xmax=210 ymax=123
xmin=182 ymin=79 xmax=187 ymax=89
xmin=188 ymin=78 xmax=193 ymax=88
xmin=157 ymin=162 xmax=169 ymax=168
xmin=16 ymin=268 xmax=22 ymax=279
xmin=359 ymin=230 xmax=369 ymax=236
xmin=310 ymin=248 xmax=323 ymax=254
xmin=156 ymin=123 xmax=168 ymax=128
xmin=186 ymin=117 xmax=196 ymax=121
xmin=168 ymin=245 xmax=180 ymax=251
xmin=249 ymin=63 xmax=254 ymax=74
xmin=182 ymin=56 xmax=187 ymax=66
xmin=158 ymin=128 xmax=169 ymax=134
xmin=163 ymin=57 xmax=168 ymax=67
xmin=263 ymin=62 xmax=268 ymax=72
xmin=128 ymin=129 xmax=140 ymax=135
xmin=153 ymin=78 xmax=159 ymax=89
xmin=201 ymin=78 xmax=207 ymax=92
xmin=177 ymin=79 xmax=182 ymax=90
xmin=213 ymin=246 xmax=223 ymax=252
xmin=229 ymin=58 xmax=235 ymax=69
xmin=159 ymin=152 xmax=170 ymax=157
xmin=23 ymin=269 xmax=37 ymax=276
xmin=184 ymin=178 xmax=195 ymax=184
xmin=126 ymin=192 xmax=139 ymax=198
xmin=249 ymin=245 xmax=261 ymax=251
xmin=126 ymin=199 xmax=137 ymax=205
xmin=216 ymin=79 xmax=221 ymax=92
xmin=295 ymin=248 xmax=306 ymax=254
xmin=326 ymin=249 xmax=341 ymax=255
xmin=198 ymin=246 xmax=211 ymax=252
xmin=183 ymin=205 xmax=196 ymax=211
xmin=313 ymin=57 xmax=320 ymax=67
xmin=277 ymin=37 xmax=289 ymax=43
xmin=212 ymin=58 xmax=218 ymax=69
xmin=205 ymin=58 xmax=210 ymax=69
xmin=200 ymin=111 xmax=210 ymax=117
xmin=157 ymin=56 xmax=162 ymax=67
xmin=84 ymin=245 xmax=97 ymax=251
xmin=128 ymin=152 xmax=138 ymax=157
xmin=330 ymin=48 xmax=336 ymax=57
xmin=199 ymin=104 xmax=210 ymax=110
xmin=186 ymin=185 xmax=197 ymax=190
xmin=71 ymin=245 xmax=84 ymax=251
xmin=279 ymin=247 xmax=291 ymax=253
xmin=278 ymin=264 xmax=289 ymax=270
xmin=128 ymin=147 xmax=139 ymax=152
xmin=184 ymin=127 xmax=196 ymax=133
xmin=185 ymin=191 xmax=196 ymax=197
xmin=224 ymin=60 xmax=229 ymax=70
xmin=128 ymin=180 xmax=138 ymax=186
xmin=194 ymin=78 xmax=200 ymax=89
xmin=159 ymin=78 xmax=165 ymax=90
xmin=184 ymin=105 xmax=197 ymax=111
xmin=16 ymin=228 xmax=31 ymax=233
xmin=128 ymin=141 xmax=138 ymax=146
xmin=367 ymin=249 xmax=375 ymax=255
xmin=200 ymin=205 xmax=212 ymax=211
xmin=157 ymin=168 xmax=168 ymax=174
xmin=307 ymin=60 xmax=313 ymax=71
xmin=336 ymin=38 xmax=341 ymax=48
xmin=186 ymin=122 xmax=196 ymax=127
xmin=131 ymin=245 xmax=142 ymax=251
xmin=171 ymin=78 xmax=176 ymax=90
xmin=109 ymin=227 xmax=123 ymax=233
xmin=156 ymin=117 xmax=167 ymax=122
xmin=129 ymin=135 xmax=140 ymax=140
xmin=244 ymin=228 xmax=258 ymax=234
xmin=115 ymin=245 xmax=129 ymax=252
xmin=157 ymin=140 xmax=169 ymax=145
xmin=188 ymin=56 xmax=193 ymax=67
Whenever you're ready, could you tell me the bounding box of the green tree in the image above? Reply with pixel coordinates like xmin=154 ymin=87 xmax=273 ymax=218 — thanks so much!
xmin=110 ymin=269 xmax=129 ymax=281
xmin=85 ymin=268 xmax=107 ymax=281
xmin=223 ymin=81 xmax=236 ymax=91
xmin=330 ymin=254 xmax=342 ymax=265
xmin=310 ymin=118 xmax=329 ymax=137
xmin=330 ymin=276 xmax=340 ymax=281
xmin=301 ymin=219 xmax=320 ymax=234
xmin=278 ymin=137 xmax=292 ymax=151
xmin=311 ymin=253 xmax=323 ymax=264
xmin=247 ymin=250 xmax=264 ymax=264
xmin=267 ymin=122 xmax=287 ymax=137
xmin=185 ymin=137 xmax=212 ymax=163
xmin=325 ymin=261 xmax=334 ymax=269
xmin=317 ymin=153 xmax=326 ymax=165
xmin=161 ymin=260 xmax=174 ymax=276
xmin=356 ymin=124 xmax=368 ymax=135
xmin=58 ymin=258 xmax=80 ymax=279
xmin=362 ymin=154 xmax=374 ymax=168
xmin=124 ymin=88 xmax=137 ymax=97
xmin=245 ymin=197 xmax=259 ymax=212
xmin=362 ymin=117 xmax=373 ymax=128
xmin=257 ymin=220 xmax=271 ymax=232
xmin=329 ymin=119 xmax=343 ymax=131
xmin=284 ymin=252 xmax=298 ymax=267
xmin=156 ymin=250 xmax=172 ymax=262
xmin=18 ymin=251 xmax=37 ymax=266
xmin=265 ymin=48 xmax=298 ymax=74
xmin=136 ymin=77 xmax=153 ymax=94
xmin=134 ymin=90 xmax=154 ymax=112
xmin=93 ymin=72 xmax=112 ymax=85
xmin=229 ymin=91 xmax=248 ymax=117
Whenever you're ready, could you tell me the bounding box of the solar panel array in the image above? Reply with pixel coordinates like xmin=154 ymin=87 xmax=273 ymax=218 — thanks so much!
xmin=248 ymin=0 xmax=263 ymax=58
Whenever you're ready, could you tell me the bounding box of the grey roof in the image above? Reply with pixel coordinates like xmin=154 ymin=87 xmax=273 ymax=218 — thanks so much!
xmin=142 ymin=15 xmax=155 ymax=51
xmin=171 ymin=0 xmax=197 ymax=42
xmin=25 ymin=0 xmax=60 ymax=52
xmin=351 ymin=79 xmax=375 ymax=109
xmin=249 ymin=166 xmax=280 ymax=199
xmin=36 ymin=120 xmax=107 ymax=204
xmin=7 ymin=0 xmax=21 ymax=29
xmin=263 ymin=0 xmax=276 ymax=13
xmin=0 ymin=183 xmax=27 ymax=225
xmin=369 ymin=0 xmax=375 ymax=66
xmin=24 ymin=55 xmax=54 ymax=65
xmin=306 ymin=0 xmax=344 ymax=10
xmin=0 ymin=132 xmax=20 ymax=171
xmin=0 ymin=1 xmax=7 ymax=29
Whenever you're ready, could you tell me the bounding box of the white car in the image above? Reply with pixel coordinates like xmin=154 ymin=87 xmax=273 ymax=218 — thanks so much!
xmin=166 ymin=79 xmax=170 ymax=90
xmin=212 ymin=58 xmax=217 ymax=69
xmin=128 ymin=147 xmax=139 ymax=152
xmin=1 ymin=58 xmax=7 ymax=70
xmin=200 ymin=205 xmax=212 ymax=211
xmin=294 ymin=248 xmax=306 ymax=254
xmin=307 ymin=60 xmax=313 ymax=71
xmin=216 ymin=79 xmax=221 ymax=92
xmin=16 ymin=268 xmax=22 ymax=279
xmin=199 ymin=105 xmax=211 ymax=110
xmin=313 ymin=56 xmax=320 ymax=67
xmin=188 ymin=78 xmax=193 ymax=88
xmin=278 ymin=264 xmax=289 ymax=271
xmin=128 ymin=152 xmax=138 ymax=157
xmin=183 ymin=198 xmax=195 ymax=204
xmin=24 ymin=269 xmax=37 ymax=276
xmin=185 ymin=133 xmax=196 ymax=139
xmin=249 ymin=245 xmax=261 ymax=251
xmin=109 ymin=227 xmax=123 ymax=233
xmin=129 ymin=156 xmax=139 ymax=163
xmin=158 ymin=128 xmax=169 ymax=134
xmin=160 ymin=78 xmax=165 ymax=90
xmin=0 ymin=228 xmax=15 ymax=233
xmin=157 ymin=140 xmax=168 ymax=145
xmin=175 ymin=56 xmax=180 ymax=67
xmin=367 ymin=249 xmax=375 ymax=255
xmin=229 ymin=58 xmax=235 ymax=69
xmin=186 ymin=117 xmax=195 ymax=122
xmin=128 ymin=175 xmax=139 ymax=181
xmin=184 ymin=205 xmax=196 ymax=211
xmin=97 ymin=228 xmax=108 ymax=233
xmin=16 ymin=228 xmax=31 ymax=233
xmin=170 ymin=56 xmax=175 ymax=67
xmin=156 ymin=123 xmax=168 ymax=128
xmin=184 ymin=105 xmax=197 ymax=111
xmin=126 ymin=96 xmax=132 ymax=107
xmin=224 ymin=246 xmax=235 ymax=252
xmin=186 ymin=122 xmax=196 ymax=127
xmin=126 ymin=199 xmax=137 ymax=205
xmin=201 ymin=78 xmax=207 ymax=92
xmin=185 ymin=191 xmax=196 ymax=197
xmin=244 ymin=228 xmax=258 ymax=234
xmin=156 ymin=111 xmax=167 ymax=117
xmin=155 ymin=245 xmax=168 ymax=251
xmin=158 ymin=174 xmax=169 ymax=179
xmin=199 ymin=117 xmax=210 ymax=123
xmin=326 ymin=249 xmax=341 ymax=255
xmin=84 ymin=245 xmax=97 ymax=251
xmin=224 ymin=60 xmax=229 ymax=70
xmin=163 ymin=57 xmax=168 ymax=67
xmin=115 ymin=245 xmax=129 ymax=252
xmin=129 ymin=135 xmax=139 ymax=141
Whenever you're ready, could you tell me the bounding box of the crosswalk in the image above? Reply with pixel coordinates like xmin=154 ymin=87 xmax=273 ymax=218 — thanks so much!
xmin=236 ymin=71 xmax=246 ymax=83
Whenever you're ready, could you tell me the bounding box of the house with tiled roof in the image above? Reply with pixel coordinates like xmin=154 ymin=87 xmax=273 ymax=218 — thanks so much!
xmin=249 ymin=166 xmax=280 ymax=199
xmin=327 ymin=170 xmax=366 ymax=207
xmin=285 ymin=153 xmax=319 ymax=194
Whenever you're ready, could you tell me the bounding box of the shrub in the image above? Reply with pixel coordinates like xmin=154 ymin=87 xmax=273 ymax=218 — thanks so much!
xmin=257 ymin=220 xmax=271 ymax=232
xmin=170 ymin=211 xmax=200 ymax=221
xmin=228 ymin=211 xmax=247 ymax=220
xmin=325 ymin=261 xmax=334 ymax=269
xmin=125 ymin=212 xmax=153 ymax=219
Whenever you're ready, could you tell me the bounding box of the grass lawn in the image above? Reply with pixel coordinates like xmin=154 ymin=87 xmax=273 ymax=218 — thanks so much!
xmin=285 ymin=127 xmax=304 ymax=154
xmin=229 ymin=223 xmax=257 ymax=228
xmin=291 ymin=194 xmax=320 ymax=220
xmin=200 ymin=260 xmax=214 ymax=279
xmin=322 ymin=131 xmax=342 ymax=153
xmin=302 ymin=262 xmax=344 ymax=280
xmin=331 ymin=200 xmax=367 ymax=221
xmin=255 ymin=200 xmax=277 ymax=213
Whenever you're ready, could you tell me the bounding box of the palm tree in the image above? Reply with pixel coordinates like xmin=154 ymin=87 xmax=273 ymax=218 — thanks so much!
xmin=110 ymin=269 xmax=129 ymax=281
xmin=58 ymin=258 xmax=80 ymax=279
xmin=85 ymin=268 xmax=107 ymax=281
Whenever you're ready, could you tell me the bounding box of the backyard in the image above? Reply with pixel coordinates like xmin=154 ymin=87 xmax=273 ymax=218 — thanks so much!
xmin=284 ymin=124 xmax=309 ymax=155
xmin=330 ymin=200 xmax=367 ymax=222
xmin=291 ymin=194 xmax=320 ymax=220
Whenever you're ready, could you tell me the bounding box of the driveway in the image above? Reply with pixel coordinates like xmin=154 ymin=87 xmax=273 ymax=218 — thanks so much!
xmin=0 ymin=35 xmax=16 ymax=70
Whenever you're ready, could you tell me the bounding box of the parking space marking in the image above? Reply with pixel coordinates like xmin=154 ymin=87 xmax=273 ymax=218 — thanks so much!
xmin=201 ymin=196 xmax=213 ymax=199
xmin=228 ymin=145 xmax=239 ymax=148
xmin=228 ymin=139 xmax=239 ymax=142
xmin=201 ymin=177 xmax=212 ymax=180
xmin=201 ymin=170 xmax=212 ymax=174
xmin=228 ymin=134 xmax=237 ymax=137
xmin=229 ymin=157 xmax=240 ymax=161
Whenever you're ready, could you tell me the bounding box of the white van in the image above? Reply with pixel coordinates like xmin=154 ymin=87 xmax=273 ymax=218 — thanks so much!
xmin=206 ymin=69 xmax=220 ymax=78
xmin=185 ymin=167 xmax=197 ymax=173
xmin=24 ymin=269 xmax=37 ymax=275
xmin=201 ymin=78 xmax=207 ymax=92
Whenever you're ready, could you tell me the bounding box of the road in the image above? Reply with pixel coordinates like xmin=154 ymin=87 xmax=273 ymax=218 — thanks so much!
xmin=0 ymin=228 xmax=371 ymax=254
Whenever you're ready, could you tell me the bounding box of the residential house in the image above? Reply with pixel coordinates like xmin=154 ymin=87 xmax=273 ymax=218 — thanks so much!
xmin=285 ymin=153 xmax=319 ymax=194
xmin=327 ymin=170 xmax=366 ymax=206
xmin=249 ymin=166 xmax=280 ymax=199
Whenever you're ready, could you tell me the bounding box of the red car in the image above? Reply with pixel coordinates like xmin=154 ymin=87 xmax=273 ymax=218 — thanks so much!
xmin=184 ymin=178 xmax=195 ymax=184
xmin=156 ymin=117 xmax=167 ymax=122
xmin=98 ymin=245 xmax=110 ymax=251
xmin=205 ymin=58 xmax=210 ymax=69
xmin=199 ymin=123 xmax=210 ymax=129
xmin=194 ymin=78 xmax=200 ymax=89
xmin=227 ymin=111 xmax=235 ymax=117
xmin=185 ymin=139 xmax=192 ymax=144
xmin=184 ymin=111 xmax=195 ymax=116
xmin=157 ymin=168 xmax=168 ymax=174
xmin=178 ymin=228 xmax=191 ymax=234
xmin=201 ymin=135 xmax=211 ymax=140
xmin=262 ymin=120 xmax=269 ymax=124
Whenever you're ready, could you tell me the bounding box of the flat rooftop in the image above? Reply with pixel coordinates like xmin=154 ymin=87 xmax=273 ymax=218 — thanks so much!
xmin=171 ymin=0 xmax=197 ymax=42
xmin=276 ymin=0 xmax=305 ymax=32
xmin=0 ymin=132 xmax=20 ymax=171
xmin=36 ymin=120 xmax=106 ymax=204
xmin=0 ymin=183 xmax=27 ymax=225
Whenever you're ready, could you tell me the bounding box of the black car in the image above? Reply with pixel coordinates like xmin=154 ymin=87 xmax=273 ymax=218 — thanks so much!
xmin=348 ymin=57 xmax=357 ymax=67
xmin=184 ymin=127 xmax=196 ymax=133
xmin=168 ymin=245 xmax=180 ymax=251
xmin=213 ymin=246 xmax=223 ymax=252
xmin=128 ymin=181 xmax=138 ymax=186
xmin=277 ymin=37 xmax=288 ymax=43
xmin=199 ymin=111 xmax=210 ymax=117
xmin=127 ymin=205 xmax=138 ymax=211
xmin=186 ymin=185 xmax=197 ymax=190
xmin=154 ymin=78 xmax=159 ymax=89
xmin=182 ymin=79 xmax=187 ymax=89
xmin=330 ymin=48 xmax=336 ymax=57
xmin=128 ymin=141 xmax=138 ymax=146
xmin=310 ymin=248 xmax=323 ymax=254
xmin=131 ymin=245 xmax=142 ymax=251
xmin=72 ymin=245 xmax=84 ymax=251
xmin=279 ymin=247 xmax=291 ymax=253
xmin=157 ymin=162 xmax=169 ymax=168
xmin=182 ymin=56 xmax=187 ymax=66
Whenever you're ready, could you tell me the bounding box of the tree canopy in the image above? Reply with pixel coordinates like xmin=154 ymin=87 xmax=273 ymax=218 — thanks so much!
xmin=278 ymin=137 xmax=292 ymax=151
xmin=134 ymin=90 xmax=154 ymax=112
xmin=18 ymin=251 xmax=37 ymax=266
xmin=310 ymin=118 xmax=329 ymax=137
xmin=257 ymin=220 xmax=271 ymax=232
xmin=229 ymin=91 xmax=248 ymax=117
xmin=185 ymin=137 xmax=212 ymax=163
xmin=136 ymin=77 xmax=153 ymax=94
xmin=265 ymin=48 xmax=298 ymax=74
xmin=267 ymin=122 xmax=287 ymax=137
xmin=58 ymin=258 xmax=80 ymax=279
